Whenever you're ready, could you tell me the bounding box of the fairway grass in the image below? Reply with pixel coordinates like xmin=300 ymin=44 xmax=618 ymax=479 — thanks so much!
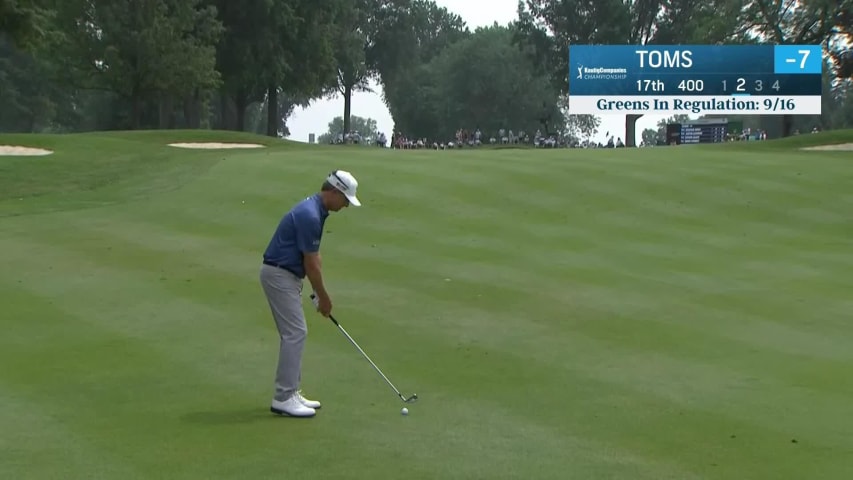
xmin=1 ymin=130 xmax=852 ymax=479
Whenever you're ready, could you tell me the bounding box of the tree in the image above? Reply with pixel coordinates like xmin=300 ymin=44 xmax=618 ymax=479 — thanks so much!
xmin=572 ymin=113 xmax=601 ymax=144
xmin=0 ymin=0 xmax=55 ymax=50
xmin=514 ymin=0 xmax=632 ymax=96
xmin=641 ymin=128 xmax=659 ymax=146
xmin=48 ymin=0 xmax=223 ymax=129
xmin=739 ymin=0 xmax=853 ymax=136
xmin=328 ymin=0 xmax=373 ymax=136
xmin=256 ymin=0 xmax=340 ymax=138
xmin=835 ymin=44 xmax=853 ymax=79
xmin=0 ymin=36 xmax=58 ymax=132
xmin=244 ymin=91 xmax=313 ymax=138
xmin=818 ymin=57 xmax=853 ymax=130
xmin=651 ymin=0 xmax=746 ymax=44
xmin=364 ymin=0 xmax=469 ymax=130
xmin=389 ymin=24 xmax=563 ymax=141
xmin=559 ymin=94 xmax=600 ymax=145
xmin=208 ymin=0 xmax=271 ymax=131
xmin=828 ymin=79 xmax=853 ymax=128
xmin=317 ymin=115 xmax=379 ymax=144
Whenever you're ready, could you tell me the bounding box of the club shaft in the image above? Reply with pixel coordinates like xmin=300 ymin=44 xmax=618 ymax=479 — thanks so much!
xmin=333 ymin=320 xmax=403 ymax=396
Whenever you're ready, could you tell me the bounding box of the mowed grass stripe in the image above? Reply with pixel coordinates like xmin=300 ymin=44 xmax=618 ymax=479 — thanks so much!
xmin=534 ymin=237 xmax=853 ymax=360
xmin=8 ymin=210 xmax=840 ymax=476
xmin=1 ymin=238 xmax=491 ymax=478
xmin=0 ymin=229 xmax=294 ymax=383
xmin=338 ymin=243 xmax=853 ymax=416
xmin=3 ymin=131 xmax=853 ymax=479
xmin=0 ymin=389 xmax=142 ymax=480
xmin=195 ymin=145 xmax=852 ymax=235
xmin=568 ymin=176 xmax=844 ymax=234
xmin=331 ymin=284 xmax=821 ymax=479
xmin=332 ymin=275 xmax=847 ymax=479
xmin=1 ymin=278 xmax=844 ymax=480
xmin=6 ymin=152 xmax=844 ymax=362
xmin=0 ymin=286 xmax=252 ymax=479
xmin=0 ymin=240 xmax=704 ymax=476
xmin=555 ymin=150 xmax=850 ymax=203
xmin=316 ymin=168 xmax=852 ymax=360
xmin=0 ymin=236 xmax=267 ymax=366
xmin=1 ymin=213 xmax=704 ymax=476
xmin=0 ymin=237 xmax=284 ymax=373
xmin=0 ymin=284 xmax=384 ymax=479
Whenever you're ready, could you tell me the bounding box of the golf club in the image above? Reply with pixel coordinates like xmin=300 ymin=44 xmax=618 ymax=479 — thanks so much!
xmin=311 ymin=294 xmax=418 ymax=404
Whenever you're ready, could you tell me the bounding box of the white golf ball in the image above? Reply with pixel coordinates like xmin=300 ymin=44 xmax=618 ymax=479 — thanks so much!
xmin=401 ymin=407 xmax=409 ymax=416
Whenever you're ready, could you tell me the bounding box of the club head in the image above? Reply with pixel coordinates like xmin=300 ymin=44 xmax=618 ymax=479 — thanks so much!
xmin=403 ymin=394 xmax=418 ymax=403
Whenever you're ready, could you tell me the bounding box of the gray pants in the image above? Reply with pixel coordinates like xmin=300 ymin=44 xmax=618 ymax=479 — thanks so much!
xmin=259 ymin=264 xmax=306 ymax=402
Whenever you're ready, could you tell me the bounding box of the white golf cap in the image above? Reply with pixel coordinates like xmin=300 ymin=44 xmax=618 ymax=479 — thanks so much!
xmin=327 ymin=170 xmax=361 ymax=206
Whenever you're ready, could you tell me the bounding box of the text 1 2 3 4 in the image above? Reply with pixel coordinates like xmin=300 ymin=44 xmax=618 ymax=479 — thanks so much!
xmin=723 ymin=79 xmax=781 ymax=92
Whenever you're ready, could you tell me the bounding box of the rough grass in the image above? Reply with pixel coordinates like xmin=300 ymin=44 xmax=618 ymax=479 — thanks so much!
xmin=1 ymin=129 xmax=852 ymax=479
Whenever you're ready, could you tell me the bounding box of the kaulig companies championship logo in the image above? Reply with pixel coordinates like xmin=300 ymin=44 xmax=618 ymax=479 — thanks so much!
xmin=575 ymin=63 xmax=628 ymax=80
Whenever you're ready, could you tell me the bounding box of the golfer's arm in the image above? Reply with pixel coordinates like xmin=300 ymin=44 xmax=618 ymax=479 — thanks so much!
xmin=303 ymin=253 xmax=328 ymax=298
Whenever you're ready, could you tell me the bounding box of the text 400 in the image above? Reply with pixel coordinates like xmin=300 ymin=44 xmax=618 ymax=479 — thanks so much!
xmin=677 ymin=79 xmax=704 ymax=92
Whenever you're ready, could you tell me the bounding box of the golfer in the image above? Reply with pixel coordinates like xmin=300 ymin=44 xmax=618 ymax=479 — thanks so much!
xmin=260 ymin=170 xmax=361 ymax=417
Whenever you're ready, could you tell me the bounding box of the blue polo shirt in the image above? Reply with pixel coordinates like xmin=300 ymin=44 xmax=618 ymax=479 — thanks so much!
xmin=262 ymin=194 xmax=328 ymax=278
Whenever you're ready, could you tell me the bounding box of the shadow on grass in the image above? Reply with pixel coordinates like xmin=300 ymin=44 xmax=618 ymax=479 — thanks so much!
xmin=181 ymin=408 xmax=280 ymax=425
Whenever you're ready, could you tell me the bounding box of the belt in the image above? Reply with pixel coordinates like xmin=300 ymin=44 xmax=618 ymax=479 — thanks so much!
xmin=263 ymin=260 xmax=300 ymax=277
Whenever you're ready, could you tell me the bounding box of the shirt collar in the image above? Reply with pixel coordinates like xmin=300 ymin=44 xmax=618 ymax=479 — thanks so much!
xmin=313 ymin=193 xmax=329 ymax=217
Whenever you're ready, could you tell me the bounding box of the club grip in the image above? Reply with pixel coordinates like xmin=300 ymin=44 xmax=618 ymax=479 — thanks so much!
xmin=310 ymin=294 xmax=340 ymax=325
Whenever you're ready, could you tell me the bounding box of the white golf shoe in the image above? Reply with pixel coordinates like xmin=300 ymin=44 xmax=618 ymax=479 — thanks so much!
xmin=270 ymin=395 xmax=316 ymax=417
xmin=295 ymin=390 xmax=321 ymax=409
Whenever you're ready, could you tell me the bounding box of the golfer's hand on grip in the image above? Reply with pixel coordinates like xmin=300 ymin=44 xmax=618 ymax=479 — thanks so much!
xmin=311 ymin=292 xmax=332 ymax=317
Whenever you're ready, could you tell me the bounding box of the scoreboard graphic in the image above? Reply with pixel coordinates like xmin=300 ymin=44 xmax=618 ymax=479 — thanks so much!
xmin=666 ymin=118 xmax=728 ymax=145
xmin=568 ymin=45 xmax=823 ymax=116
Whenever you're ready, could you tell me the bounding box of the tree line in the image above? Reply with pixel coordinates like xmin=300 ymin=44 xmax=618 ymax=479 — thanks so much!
xmin=1 ymin=0 xmax=851 ymax=141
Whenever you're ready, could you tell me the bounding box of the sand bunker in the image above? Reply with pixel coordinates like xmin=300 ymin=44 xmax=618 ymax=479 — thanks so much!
xmin=168 ymin=142 xmax=265 ymax=149
xmin=0 ymin=145 xmax=54 ymax=156
xmin=800 ymin=143 xmax=853 ymax=151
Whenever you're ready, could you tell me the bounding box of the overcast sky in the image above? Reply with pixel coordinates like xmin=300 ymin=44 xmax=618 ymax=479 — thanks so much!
xmin=285 ymin=0 xmax=668 ymax=144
